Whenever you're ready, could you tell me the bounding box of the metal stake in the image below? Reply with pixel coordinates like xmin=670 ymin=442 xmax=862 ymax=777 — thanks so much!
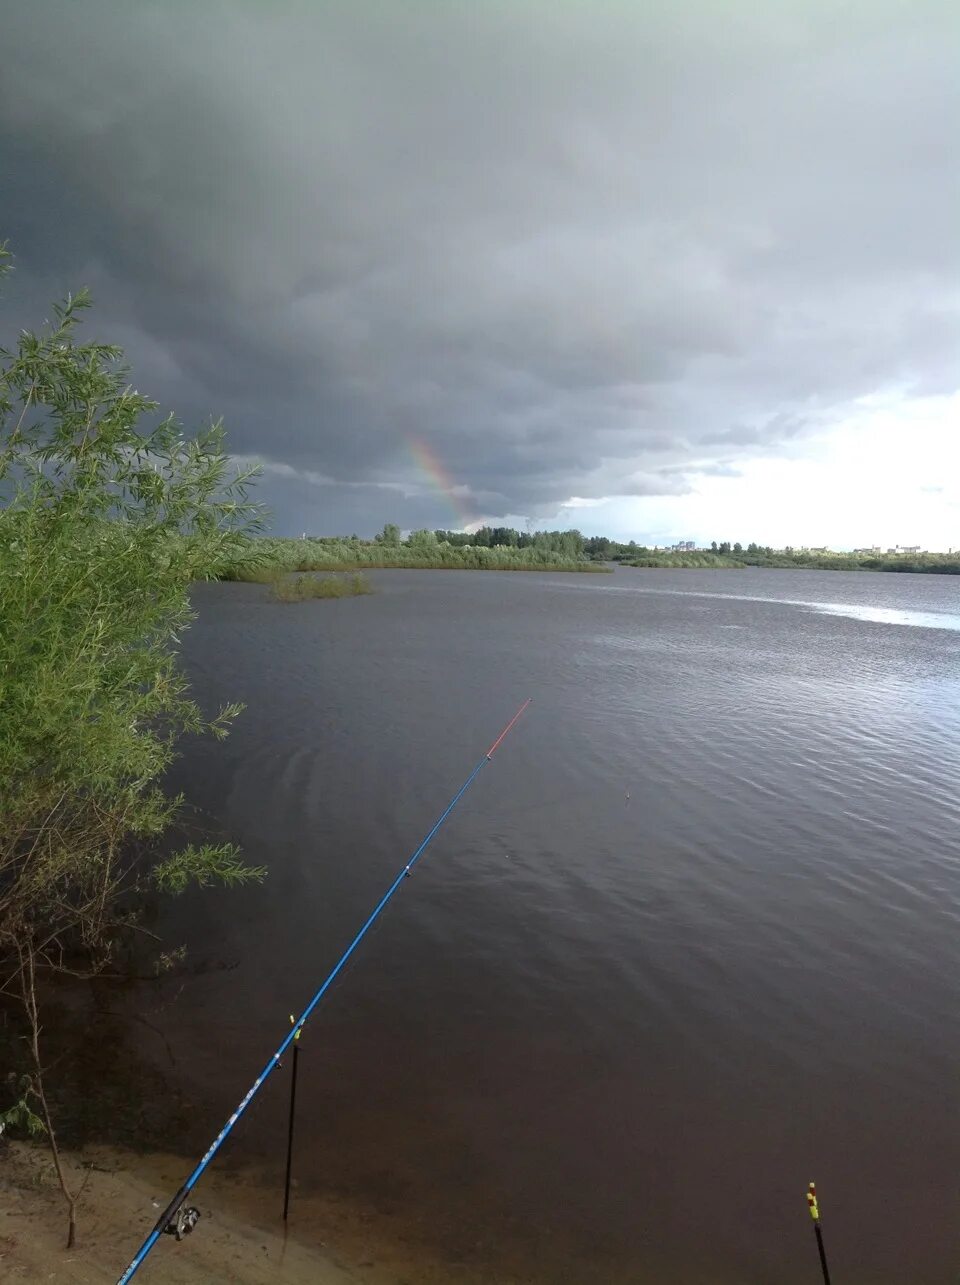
xmin=283 ymin=1017 xmax=302 ymax=1222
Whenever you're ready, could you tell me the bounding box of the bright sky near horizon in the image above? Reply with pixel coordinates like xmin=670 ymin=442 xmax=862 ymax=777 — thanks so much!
xmin=1 ymin=2 xmax=957 ymax=543
xmin=550 ymin=392 xmax=960 ymax=549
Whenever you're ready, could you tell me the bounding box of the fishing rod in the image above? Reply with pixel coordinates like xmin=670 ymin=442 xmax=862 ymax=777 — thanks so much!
xmin=115 ymin=698 xmax=532 ymax=1284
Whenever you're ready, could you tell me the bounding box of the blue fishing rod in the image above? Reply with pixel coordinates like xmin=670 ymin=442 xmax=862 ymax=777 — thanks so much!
xmin=115 ymin=698 xmax=531 ymax=1283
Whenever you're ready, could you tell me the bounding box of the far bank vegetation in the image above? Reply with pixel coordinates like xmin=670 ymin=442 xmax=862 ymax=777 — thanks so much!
xmin=620 ymin=541 xmax=960 ymax=574
xmin=217 ymin=524 xmax=610 ymax=578
xmin=219 ymin=529 xmax=960 ymax=579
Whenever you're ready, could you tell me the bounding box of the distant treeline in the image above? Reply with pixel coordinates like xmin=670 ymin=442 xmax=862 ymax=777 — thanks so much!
xmin=434 ymin=526 xmax=589 ymax=558
xmin=217 ymin=527 xmax=960 ymax=579
xmin=441 ymin=530 xmax=960 ymax=573
xmin=692 ymin=543 xmax=960 ymax=574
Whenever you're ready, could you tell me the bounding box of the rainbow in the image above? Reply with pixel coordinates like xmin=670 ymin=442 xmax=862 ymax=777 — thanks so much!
xmin=406 ymin=434 xmax=479 ymax=530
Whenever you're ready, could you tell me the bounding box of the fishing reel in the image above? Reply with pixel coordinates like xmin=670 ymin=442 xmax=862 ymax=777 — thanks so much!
xmin=162 ymin=1203 xmax=201 ymax=1241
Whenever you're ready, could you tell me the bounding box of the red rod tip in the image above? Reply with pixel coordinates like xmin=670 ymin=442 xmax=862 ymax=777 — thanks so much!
xmin=485 ymin=698 xmax=532 ymax=758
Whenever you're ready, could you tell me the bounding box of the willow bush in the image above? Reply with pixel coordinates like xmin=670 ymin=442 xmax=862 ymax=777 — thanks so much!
xmin=0 ymin=243 xmax=264 ymax=1244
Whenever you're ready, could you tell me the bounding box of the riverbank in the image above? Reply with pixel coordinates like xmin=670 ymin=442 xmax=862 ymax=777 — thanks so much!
xmin=0 ymin=983 xmax=552 ymax=1285
xmin=1 ymin=1139 xmax=538 ymax=1284
xmin=0 ymin=1140 xmax=357 ymax=1284
xmin=3 ymin=1135 xmax=570 ymax=1285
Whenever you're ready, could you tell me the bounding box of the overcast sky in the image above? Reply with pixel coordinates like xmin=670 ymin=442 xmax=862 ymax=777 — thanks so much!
xmin=2 ymin=1 xmax=958 ymax=546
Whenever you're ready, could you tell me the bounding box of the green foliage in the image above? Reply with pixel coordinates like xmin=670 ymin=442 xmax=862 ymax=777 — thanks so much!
xmin=0 ymin=243 xmax=265 ymax=980
xmin=435 ymin=526 xmax=586 ymax=558
xmin=374 ymin=522 xmax=401 ymax=547
xmin=0 ymin=1075 xmax=46 ymax=1139
xmin=855 ymin=556 xmax=960 ymax=574
xmin=230 ymin=563 xmax=284 ymax=584
xmin=407 ymin=527 xmax=438 ymax=548
xmin=153 ymin=843 xmax=266 ymax=894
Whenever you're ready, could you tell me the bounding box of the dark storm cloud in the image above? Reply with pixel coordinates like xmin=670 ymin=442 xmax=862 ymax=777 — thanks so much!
xmin=1 ymin=0 xmax=957 ymax=533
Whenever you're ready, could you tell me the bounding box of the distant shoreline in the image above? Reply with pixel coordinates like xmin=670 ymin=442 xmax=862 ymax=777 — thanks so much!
xmin=622 ymin=555 xmax=960 ymax=575
xmin=215 ymin=536 xmax=960 ymax=579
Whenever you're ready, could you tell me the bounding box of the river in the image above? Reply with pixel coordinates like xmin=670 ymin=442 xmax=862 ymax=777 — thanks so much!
xmin=153 ymin=566 xmax=960 ymax=1283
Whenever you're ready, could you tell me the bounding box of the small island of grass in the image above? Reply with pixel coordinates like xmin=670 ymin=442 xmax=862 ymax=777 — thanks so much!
xmin=262 ymin=570 xmax=374 ymax=601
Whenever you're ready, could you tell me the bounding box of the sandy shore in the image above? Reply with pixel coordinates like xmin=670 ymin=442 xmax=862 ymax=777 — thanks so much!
xmin=0 ymin=1140 xmax=412 ymax=1284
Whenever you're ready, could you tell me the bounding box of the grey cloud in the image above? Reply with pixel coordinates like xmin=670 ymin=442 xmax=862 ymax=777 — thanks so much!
xmin=612 ymin=473 xmax=696 ymax=499
xmin=1 ymin=0 xmax=957 ymax=535
xmin=661 ymin=461 xmax=743 ymax=480
xmin=696 ymin=464 xmax=743 ymax=479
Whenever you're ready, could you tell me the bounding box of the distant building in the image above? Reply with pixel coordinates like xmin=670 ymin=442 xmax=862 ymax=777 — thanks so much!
xmin=899 ymin=545 xmax=921 ymax=554
xmin=853 ymin=546 xmax=881 ymax=555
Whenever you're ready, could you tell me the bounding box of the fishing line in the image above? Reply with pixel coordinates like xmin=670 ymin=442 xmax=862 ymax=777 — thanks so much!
xmin=115 ymin=698 xmax=531 ymax=1283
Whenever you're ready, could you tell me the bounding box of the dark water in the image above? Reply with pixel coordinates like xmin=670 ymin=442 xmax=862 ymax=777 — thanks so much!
xmin=155 ymin=568 xmax=960 ymax=1283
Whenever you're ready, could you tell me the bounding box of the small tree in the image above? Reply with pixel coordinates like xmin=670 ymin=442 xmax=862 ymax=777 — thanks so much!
xmin=374 ymin=522 xmax=401 ymax=546
xmin=407 ymin=527 xmax=438 ymax=548
xmin=0 ymin=243 xmax=265 ymax=1246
